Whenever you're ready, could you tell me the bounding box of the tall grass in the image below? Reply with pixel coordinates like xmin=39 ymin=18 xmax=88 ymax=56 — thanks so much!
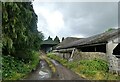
xmin=47 ymin=53 xmax=120 ymax=80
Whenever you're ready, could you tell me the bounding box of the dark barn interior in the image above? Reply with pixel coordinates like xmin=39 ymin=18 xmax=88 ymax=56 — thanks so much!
xmin=77 ymin=44 xmax=106 ymax=53
xmin=41 ymin=44 xmax=56 ymax=53
xmin=113 ymin=43 xmax=120 ymax=58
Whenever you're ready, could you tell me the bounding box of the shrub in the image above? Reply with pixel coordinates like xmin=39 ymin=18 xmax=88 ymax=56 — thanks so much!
xmin=2 ymin=51 xmax=40 ymax=80
xmin=79 ymin=59 xmax=109 ymax=72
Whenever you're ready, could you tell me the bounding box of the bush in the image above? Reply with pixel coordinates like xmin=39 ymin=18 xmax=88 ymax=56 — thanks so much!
xmin=2 ymin=51 xmax=40 ymax=80
xmin=79 ymin=59 xmax=109 ymax=72
xmin=30 ymin=51 xmax=40 ymax=70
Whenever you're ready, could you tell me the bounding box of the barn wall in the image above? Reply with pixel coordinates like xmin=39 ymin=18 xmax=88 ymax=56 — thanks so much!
xmin=54 ymin=52 xmax=64 ymax=58
xmin=106 ymin=37 xmax=120 ymax=73
xmin=113 ymin=43 xmax=120 ymax=58
xmin=72 ymin=51 xmax=107 ymax=61
xmin=106 ymin=39 xmax=118 ymax=57
xmin=54 ymin=52 xmax=71 ymax=60
xmin=53 ymin=50 xmax=107 ymax=61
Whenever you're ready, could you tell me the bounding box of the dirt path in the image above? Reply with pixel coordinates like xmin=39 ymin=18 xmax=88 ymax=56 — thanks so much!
xmin=24 ymin=51 xmax=85 ymax=80
xmin=24 ymin=58 xmax=85 ymax=80
xmin=50 ymin=59 xmax=85 ymax=80
xmin=24 ymin=59 xmax=52 ymax=80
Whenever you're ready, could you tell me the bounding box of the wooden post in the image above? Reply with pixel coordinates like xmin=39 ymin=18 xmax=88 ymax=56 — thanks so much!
xmin=69 ymin=48 xmax=75 ymax=61
xmin=71 ymin=48 xmax=75 ymax=58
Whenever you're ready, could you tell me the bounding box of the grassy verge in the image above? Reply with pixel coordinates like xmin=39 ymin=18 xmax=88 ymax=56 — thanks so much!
xmin=2 ymin=51 xmax=40 ymax=80
xmin=47 ymin=53 xmax=120 ymax=80
xmin=47 ymin=53 xmax=67 ymax=66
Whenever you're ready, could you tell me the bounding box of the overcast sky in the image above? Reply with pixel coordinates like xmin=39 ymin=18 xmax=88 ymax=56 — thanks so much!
xmin=32 ymin=1 xmax=118 ymax=40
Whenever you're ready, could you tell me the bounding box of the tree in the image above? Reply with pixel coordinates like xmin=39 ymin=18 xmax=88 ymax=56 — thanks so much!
xmin=2 ymin=2 xmax=44 ymax=59
xmin=48 ymin=36 xmax=52 ymax=40
xmin=54 ymin=36 xmax=60 ymax=43
xmin=62 ymin=37 xmax=65 ymax=41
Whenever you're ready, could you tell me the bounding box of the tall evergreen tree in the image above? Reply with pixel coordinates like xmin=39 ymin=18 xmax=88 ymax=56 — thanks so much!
xmin=48 ymin=36 xmax=52 ymax=40
xmin=54 ymin=36 xmax=60 ymax=43
xmin=62 ymin=37 xmax=65 ymax=41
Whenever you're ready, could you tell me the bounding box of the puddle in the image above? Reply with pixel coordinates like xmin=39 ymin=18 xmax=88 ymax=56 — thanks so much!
xmin=39 ymin=70 xmax=50 ymax=79
xmin=25 ymin=60 xmax=52 ymax=80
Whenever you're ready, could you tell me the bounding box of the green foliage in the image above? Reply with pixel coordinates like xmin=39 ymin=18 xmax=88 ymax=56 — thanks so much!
xmin=30 ymin=51 xmax=40 ymax=70
xmin=2 ymin=51 xmax=40 ymax=80
xmin=47 ymin=53 xmax=120 ymax=80
xmin=79 ymin=59 xmax=108 ymax=72
xmin=2 ymin=2 xmax=44 ymax=57
xmin=47 ymin=53 xmax=67 ymax=65
xmin=2 ymin=2 xmax=43 ymax=80
xmin=66 ymin=61 xmax=78 ymax=69
xmin=54 ymin=36 xmax=60 ymax=43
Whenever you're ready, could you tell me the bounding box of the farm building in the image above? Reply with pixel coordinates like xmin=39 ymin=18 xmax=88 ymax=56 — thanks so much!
xmin=55 ymin=28 xmax=120 ymax=74
xmin=41 ymin=38 xmax=58 ymax=53
xmin=56 ymin=37 xmax=83 ymax=49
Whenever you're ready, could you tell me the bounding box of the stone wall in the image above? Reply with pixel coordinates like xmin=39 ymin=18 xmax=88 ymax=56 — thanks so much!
xmin=53 ymin=52 xmax=71 ymax=60
xmin=72 ymin=51 xmax=107 ymax=61
xmin=53 ymin=52 xmax=64 ymax=58
xmin=108 ymin=55 xmax=120 ymax=74
xmin=53 ymin=50 xmax=107 ymax=61
xmin=64 ymin=53 xmax=71 ymax=59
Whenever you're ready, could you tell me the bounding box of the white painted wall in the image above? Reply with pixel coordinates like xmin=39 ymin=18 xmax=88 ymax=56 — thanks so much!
xmin=106 ymin=38 xmax=118 ymax=56
xmin=106 ymin=37 xmax=119 ymax=72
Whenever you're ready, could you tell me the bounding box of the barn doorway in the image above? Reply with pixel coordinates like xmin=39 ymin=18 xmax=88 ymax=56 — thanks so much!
xmin=113 ymin=43 xmax=120 ymax=58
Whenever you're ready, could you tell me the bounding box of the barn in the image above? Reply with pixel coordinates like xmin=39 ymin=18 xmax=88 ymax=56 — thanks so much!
xmin=41 ymin=39 xmax=58 ymax=53
xmin=55 ymin=28 xmax=120 ymax=73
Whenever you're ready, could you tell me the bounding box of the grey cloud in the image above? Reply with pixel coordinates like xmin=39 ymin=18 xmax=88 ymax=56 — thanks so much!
xmin=58 ymin=2 xmax=118 ymax=37
xmin=33 ymin=1 xmax=118 ymax=39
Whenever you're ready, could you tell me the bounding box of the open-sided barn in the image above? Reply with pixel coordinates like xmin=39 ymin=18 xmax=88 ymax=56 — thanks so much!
xmin=55 ymin=28 xmax=120 ymax=74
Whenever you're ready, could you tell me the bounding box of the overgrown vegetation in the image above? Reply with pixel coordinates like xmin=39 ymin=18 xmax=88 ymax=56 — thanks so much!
xmin=2 ymin=2 xmax=44 ymax=58
xmin=2 ymin=2 xmax=44 ymax=80
xmin=47 ymin=53 xmax=120 ymax=80
xmin=2 ymin=51 xmax=39 ymax=80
